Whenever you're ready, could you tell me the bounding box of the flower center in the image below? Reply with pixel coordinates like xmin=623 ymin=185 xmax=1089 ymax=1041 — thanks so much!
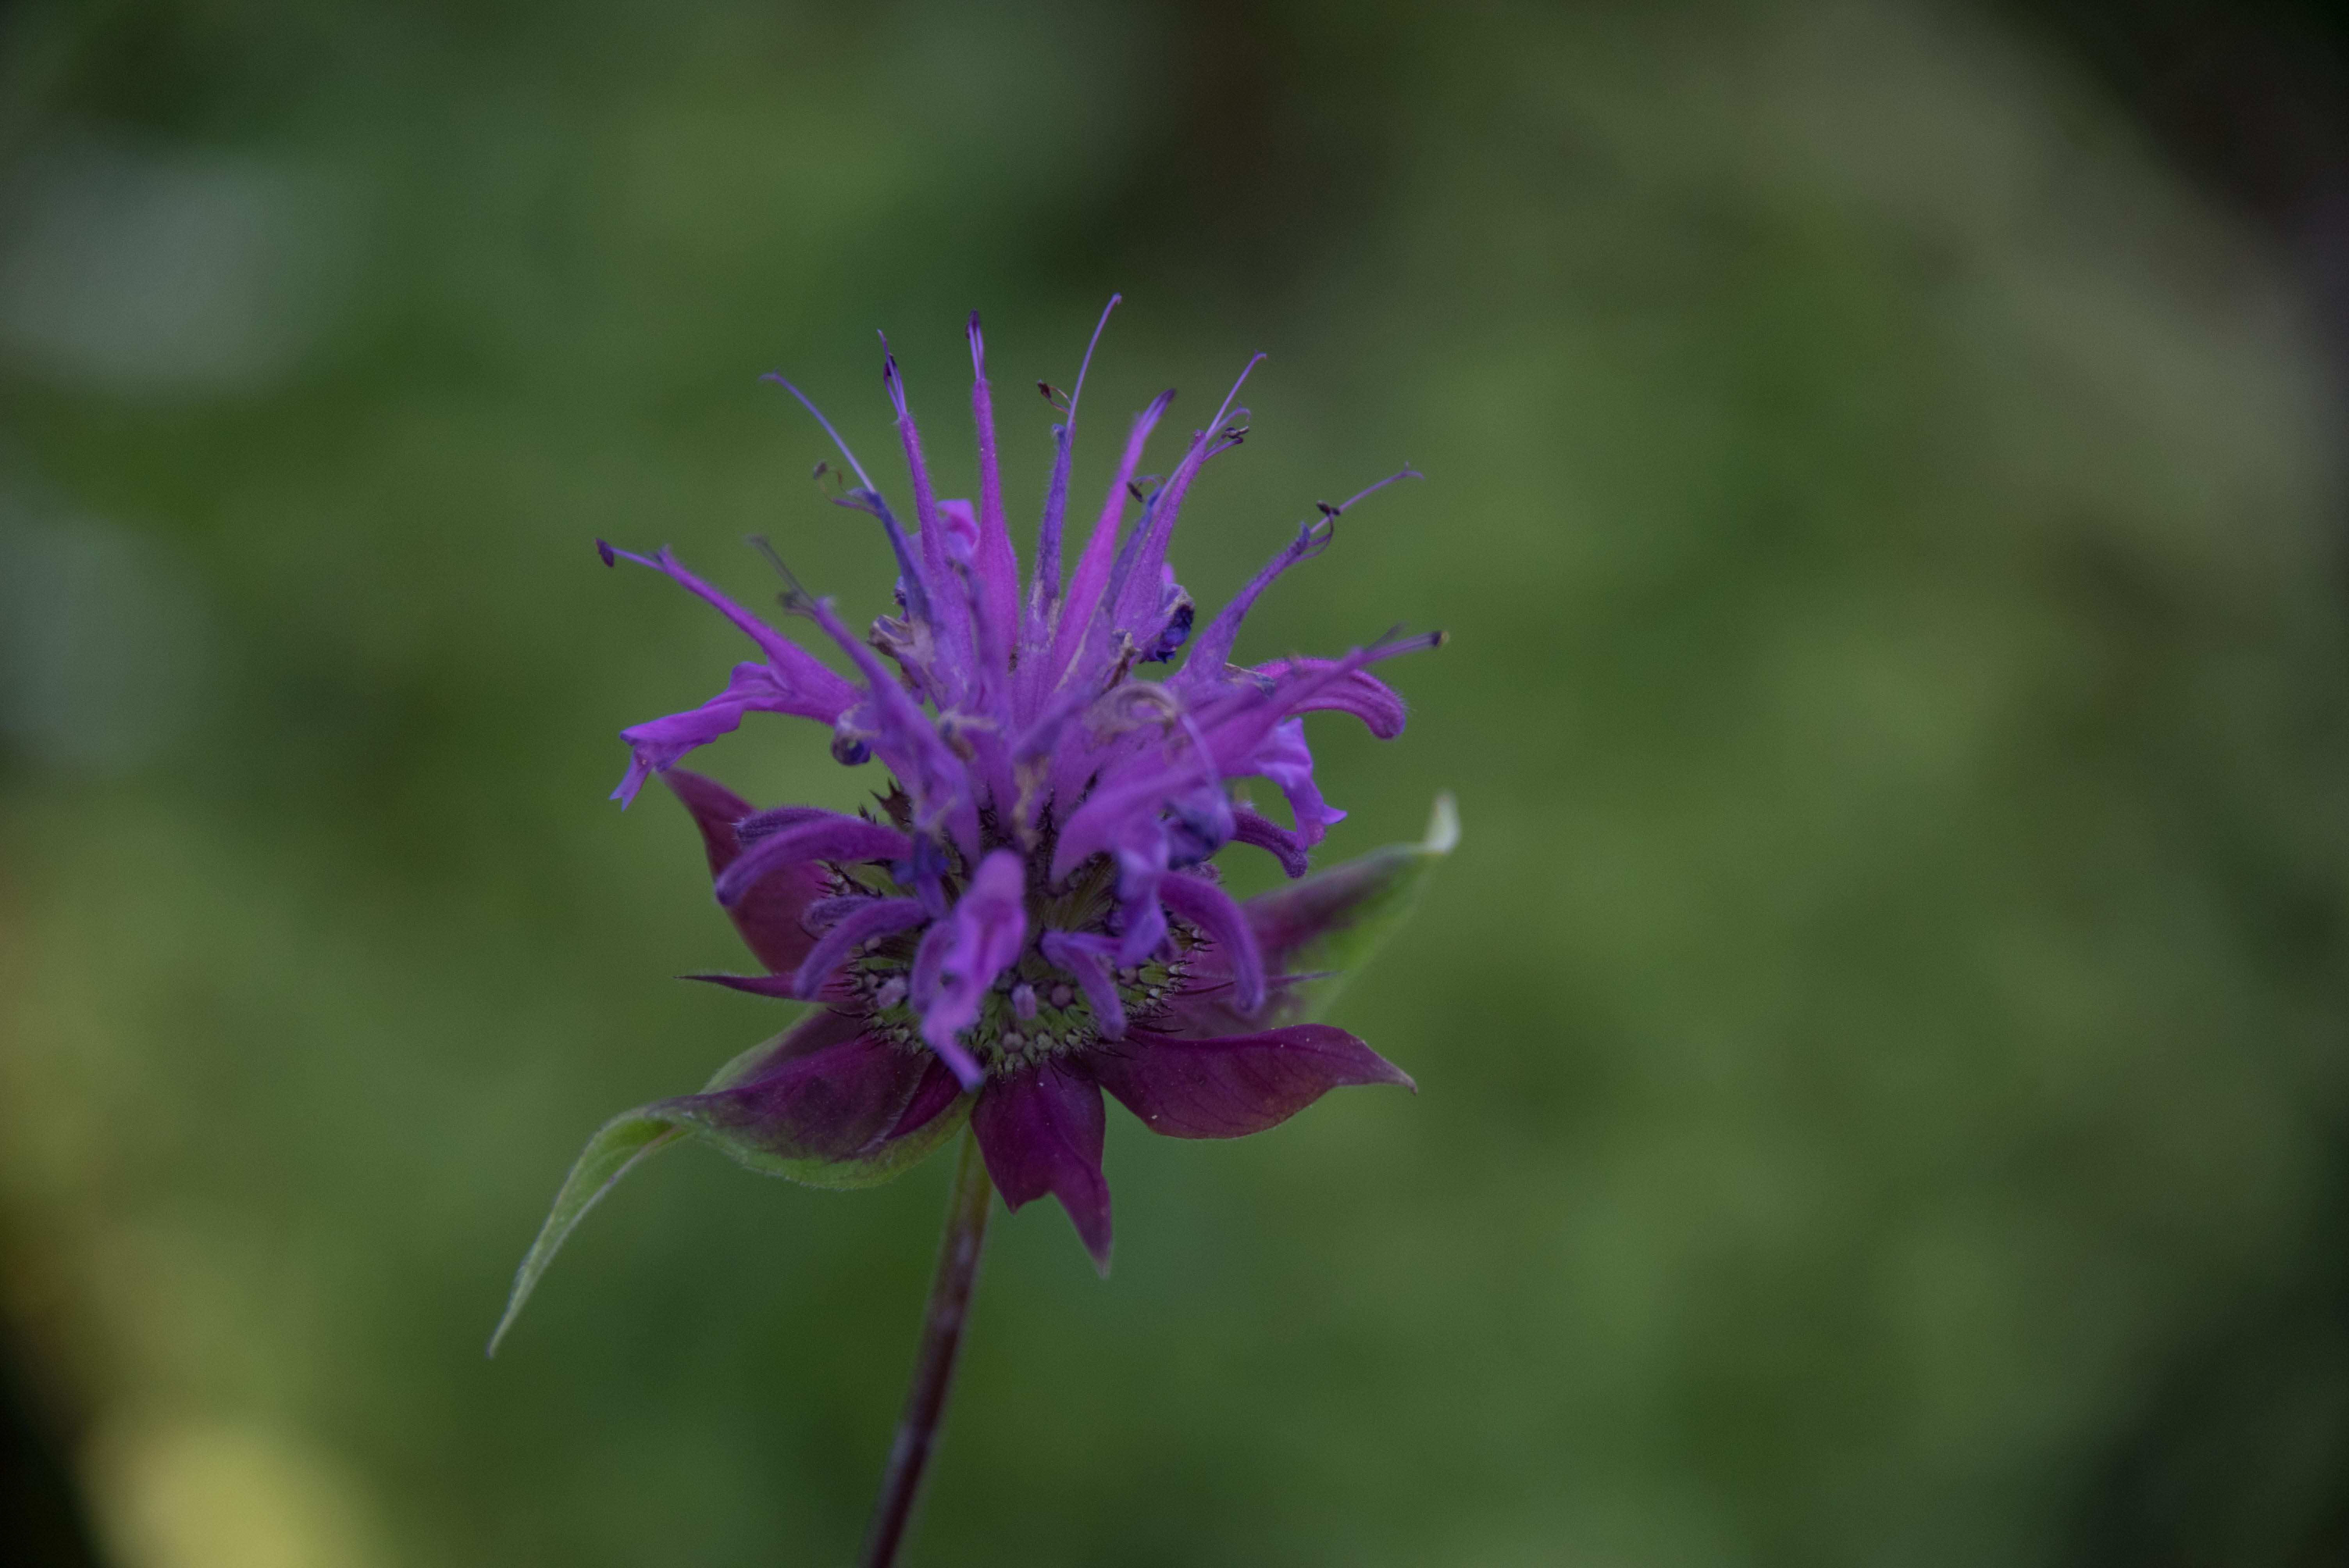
xmin=823 ymin=819 xmax=1198 ymax=1076
xmin=842 ymin=937 xmax=1191 ymax=1074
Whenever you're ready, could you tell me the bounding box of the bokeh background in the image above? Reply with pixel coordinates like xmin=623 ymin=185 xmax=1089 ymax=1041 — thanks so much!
xmin=7 ymin=0 xmax=2349 ymax=1563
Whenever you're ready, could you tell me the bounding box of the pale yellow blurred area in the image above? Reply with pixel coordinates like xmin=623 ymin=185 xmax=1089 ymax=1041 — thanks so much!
xmin=84 ymin=1417 xmax=389 ymax=1568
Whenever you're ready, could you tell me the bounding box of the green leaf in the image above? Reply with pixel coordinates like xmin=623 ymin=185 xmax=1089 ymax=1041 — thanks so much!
xmin=1249 ymin=791 xmax=1459 ymax=1026
xmin=487 ymin=1024 xmax=970 ymax=1355
xmin=487 ymin=1108 xmax=684 ymax=1357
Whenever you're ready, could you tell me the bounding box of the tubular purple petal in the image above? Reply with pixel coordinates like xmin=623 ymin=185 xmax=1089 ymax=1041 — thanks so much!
xmin=1157 ymin=871 xmax=1265 ymax=1014
xmin=1176 ymin=466 xmax=1430 ymax=688
xmin=787 ymin=592 xmax=977 ymax=849
xmin=1040 ymin=930 xmax=1127 ymax=1039
xmin=1027 ymin=296 xmax=1119 ymax=640
xmin=599 ymin=547 xmax=857 ymax=721
xmin=1247 ymin=658 xmax=1414 ymax=738
xmin=1047 ymin=389 xmax=1174 ymax=688
xmin=765 ymin=369 xmax=941 ymax=629
xmin=659 ymin=770 xmax=829 ymax=974
xmin=1229 ymin=802 xmax=1310 ymax=878
xmin=613 ymin=661 xmax=855 ymax=807
xmin=1104 ymin=353 xmax=1263 ymax=635
xmin=791 ymin=897 xmax=928 ymax=1000
xmin=914 ymin=850 xmax=1028 ymax=1077
xmin=1245 ymin=718 xmax=1346 ymax=846
xmin=966 ymin=313 xmax=1022 ymax=650
xmin=883 ymin=344 xmax=971 ymax=687
xmin=735 ymin=804 xmax=838 ymax=843
xmin=714 ymin=813 xmax=914 ymax=908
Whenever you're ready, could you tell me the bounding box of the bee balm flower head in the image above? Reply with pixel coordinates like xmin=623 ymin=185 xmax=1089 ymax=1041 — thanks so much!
xmin=494 ymin=305 xmax=1453 ymax=1350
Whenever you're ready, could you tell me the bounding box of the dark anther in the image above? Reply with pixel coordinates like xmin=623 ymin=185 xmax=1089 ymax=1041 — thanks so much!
xmin=1316 ymin=500 xmax=1341 ymax=519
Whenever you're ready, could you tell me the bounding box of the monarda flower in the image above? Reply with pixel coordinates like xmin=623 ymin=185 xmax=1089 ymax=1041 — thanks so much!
xmin=491 ymin=303 xmax=1453 ymax=1565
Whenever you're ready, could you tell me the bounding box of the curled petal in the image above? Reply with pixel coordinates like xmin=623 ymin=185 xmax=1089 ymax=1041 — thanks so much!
xmin=1050 ymin=765 xmax=1170 ymax=882
xmin=788 ymin=592 xmax=978 ymax=852
xmin=973 ymin=1064 xmax=1113 ymax=1274
xmin=736 ymin=804 xmax=838 ymax=842
xmin=1229 ymin=802 xmax=1309 ymax=878
xmin=1177 ymin=520 xmax=1323 ymax=687
xmin=614 ymin=661 xmax=848 ymax=806
xmin=1158 ymin=870 xmax=1266 ymax=1015
xmin=791 ymin=897 xmax=927 ymax=999
xmin=1113 ymin=819 xmax=1171 ymax=966
xmin=1085 ymin=1024 xmax=1413 ymax=1138
xmin=661 ymin=770 xmax=827 ymax=973
xmin=713 ymin=813 xmax=913 ymax=908
xmin=1246 ymin=718 xmax=1346 ymax=846
xmin=598 ymin=543 xmax=858 ymax=720
xmin=1041 ymin=929 xmax=1126 ymax=1039
xmin=1248 ymin=659 xmax=1408 ymax=739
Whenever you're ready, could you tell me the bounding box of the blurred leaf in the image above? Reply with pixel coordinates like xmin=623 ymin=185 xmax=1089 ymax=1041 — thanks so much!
xmin=1248 ymin=792 xmax=1458 ymax=1026
xmin=488 ymin=1026 xmax=971 ymax=1355
xmin=487 ymin=1111 xmax=683 ymax=1358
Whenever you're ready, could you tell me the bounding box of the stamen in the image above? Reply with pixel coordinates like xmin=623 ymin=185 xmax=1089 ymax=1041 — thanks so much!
xmin=762 ymin=371 xmax=880 ymax=493
xmin=1331 ymin=466 xmax=1423 ymax=515
xmin=1065 ymin=292 xmax=1119 ymax=426
xmin=743 ymin=535 xmax=812 ymax=604
xmin=1027 ymin=294 xmax=1122 ymax=634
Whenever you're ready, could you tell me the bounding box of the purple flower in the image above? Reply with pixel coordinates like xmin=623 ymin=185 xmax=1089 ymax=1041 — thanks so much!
xmin=493 ymin=306 xmax=1453 ymax=1350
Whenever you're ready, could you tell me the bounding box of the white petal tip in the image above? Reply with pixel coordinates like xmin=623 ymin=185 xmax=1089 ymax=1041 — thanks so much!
xmin=1422 ymin=792 xmax=1460 ymax=855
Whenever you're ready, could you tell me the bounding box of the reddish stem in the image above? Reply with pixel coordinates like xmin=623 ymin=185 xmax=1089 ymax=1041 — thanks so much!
xmin=859 ymin=1126 xmax=993 ymax=1568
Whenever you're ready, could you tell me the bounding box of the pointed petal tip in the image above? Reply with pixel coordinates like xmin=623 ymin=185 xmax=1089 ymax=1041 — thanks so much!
xmin=935 ymin=1039 xmax=986 ymax=1093
xmin=1424 ymin=792 xmax=1460 ymax=856
xmin=679 ymin=971 xmax=805 ymax=998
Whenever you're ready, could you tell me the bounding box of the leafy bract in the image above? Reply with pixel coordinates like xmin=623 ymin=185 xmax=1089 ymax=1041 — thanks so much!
xmin=487 ymin=1023 xmax=968 ymax=1355
xmin=1247 ymin=791 xmax=1458 ymax=1026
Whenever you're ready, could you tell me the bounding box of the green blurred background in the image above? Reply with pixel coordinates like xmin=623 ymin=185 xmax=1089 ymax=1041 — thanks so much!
xmin=7 ymin=0 xmax=2349 ymax=1563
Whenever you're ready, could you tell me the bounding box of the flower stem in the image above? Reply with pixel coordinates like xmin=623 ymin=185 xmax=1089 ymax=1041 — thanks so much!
xmin=860 ymin=1124 xmax=994 ymax=1568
